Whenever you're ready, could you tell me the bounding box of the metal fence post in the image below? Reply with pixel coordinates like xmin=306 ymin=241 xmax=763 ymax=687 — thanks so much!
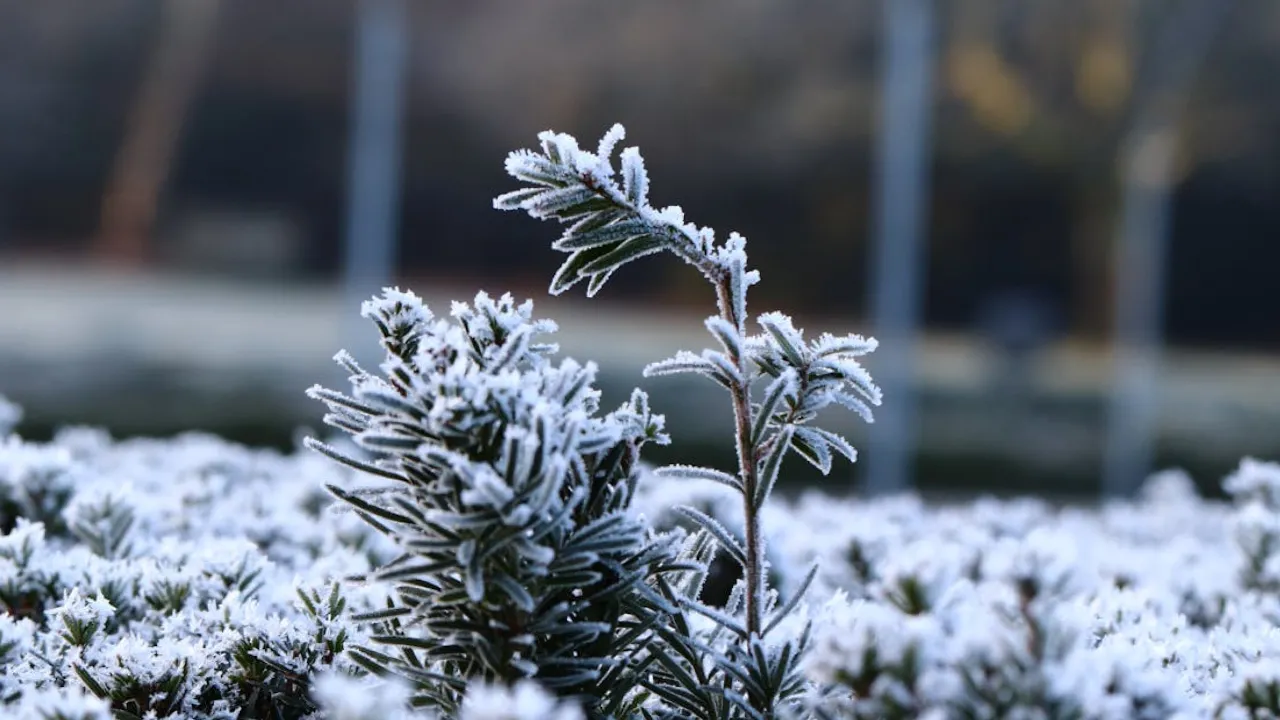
xmin=864 ymin=0 xmax=936 ymax=496
xmin=342 ymin=0 xmax=409 ymax=361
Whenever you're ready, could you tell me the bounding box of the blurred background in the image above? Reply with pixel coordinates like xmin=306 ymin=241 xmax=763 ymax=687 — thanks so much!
xmin=0 ymin=0 xmax=1277 ymax=499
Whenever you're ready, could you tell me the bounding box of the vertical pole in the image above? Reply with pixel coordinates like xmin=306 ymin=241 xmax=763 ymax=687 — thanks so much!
xmin=1100 ymin=0 xmax=1232 ymax=497
xmin=343 ymin=0 xmax=409 ymax=358
xmin=1102 ymin=132 xmax=1174 ymax=496
xmin=864 ymin=0 xmax=936 ymax=495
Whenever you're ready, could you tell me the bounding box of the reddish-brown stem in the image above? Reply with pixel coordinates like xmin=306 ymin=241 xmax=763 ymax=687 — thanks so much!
xmin=715 ymin=281 xmax=763 ymax=639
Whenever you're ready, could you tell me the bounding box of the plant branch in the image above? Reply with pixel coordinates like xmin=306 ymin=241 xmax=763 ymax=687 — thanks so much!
xmin=575 ymin=160 xmax=768 ymax=638
xmin=716 ymin=280 xmax=764 ymax=639
xmin=497 ymin=125 xmax=880 ymax=717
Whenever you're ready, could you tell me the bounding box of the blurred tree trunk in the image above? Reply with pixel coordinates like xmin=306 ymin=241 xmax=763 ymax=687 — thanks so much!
xmin=96 ymin=0 xmax=220 ymax=265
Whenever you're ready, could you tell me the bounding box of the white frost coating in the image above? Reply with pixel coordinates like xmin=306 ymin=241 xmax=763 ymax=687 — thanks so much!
xmin=595 ymin=122 xmax=626 ymax=173
xmin=0 ymin=424 xmax=396 ymax=717
xmin=459 ymin=679 xmax=585 ymax=720
xmin=1225 ymin=457 xmax=1280 ymax=508
xmin=360 ymin=285 xmax=433 ymax=326
xmin=311 ymin=670 xmax=419 ymax=720
xmin=47 ymin=587 xmax=116 ymax=633
xmin=979 ymin=526 xmax=1089 ymax=597
xmin=5 ymin=369 xmax=1280 ymax=716
xmin=11 ymin=686 xmax=113 ymax=720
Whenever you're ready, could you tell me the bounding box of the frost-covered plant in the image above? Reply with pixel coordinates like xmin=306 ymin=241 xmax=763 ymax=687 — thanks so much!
xmin=311 ymin=672 xmax=586 ymax=720
xmin=0 ymin=436 xmax=77 ymax=536
xmin=20 ymin=124 xmax=1280 ymax=720
xmin=11 ymin=400 xmax=1280 ymax=717
xmin=10 ymin=686 xmax=113 ymax=720
xmin=496 ymin=124 xmax=881 ymax=719
xmin=0 ymin=423 xmax=391 ymax=719
xmin=1226 ymin=459 xmax=1280 ymax=593
xmin=306 ymin=290 xmax=677 ymax=716
xmin=457 ymin=679 xmax=587 ymax=720
xmin=310 ymin=670 xmax=417 ymax=720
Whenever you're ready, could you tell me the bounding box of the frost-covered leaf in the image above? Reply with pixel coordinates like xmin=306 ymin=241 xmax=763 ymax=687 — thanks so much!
xmin=584 ymin=267 xmax=615 ymax=298
xmin=813 ymin=332 xmax=878 ymax=358
xmin=523 ymin=186 xmax=601 ymax=219
xmin=830 ymin=391 xmax=876 ymax=424
xmin=752 ymin=370 xmax=798 ymax=446
xmin=550 ymin=245 xmax=616 ymax=295
xmin=790 ymin=427 xmax=833 ymax=475
xmin=674 ymin=505 xmax=747 ymax=569
xmin=755 ymin=425 xmax=795 ymax=507
xmin=492 ymin=186 xmax=547 ymax=211
xmin=578 ymin=236 xmax=668 ymax=276
xmin=758 ymin=312 xmax=807 ymax=368
xmin=503 ymin=149 xmax=572 ymax=187
xmin=654 ymin=464 xmax=744 ymax=492
xmin=551 ymin=218 xmax=651 ymax=251
xmin=702 ymin=349 xmax=744 ymax=387
xmin=722 ymin=234 xmax=752 ymax=328
xmin=621 ymin=147 xmax=648 ymax=206
xmin=705 ymin=315 xmax=743 ymax=360
xmin=643 ymin=351 xmax=722 ymax=380
xmin=595 ymin=123 xmax=626 ymax=169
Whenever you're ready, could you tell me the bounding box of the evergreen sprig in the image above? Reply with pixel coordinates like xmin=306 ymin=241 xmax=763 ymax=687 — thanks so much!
xmin=307 ymin=289 xmax=682 ymax=717
xmin=497 ymin=124 xmax=881 ymax=719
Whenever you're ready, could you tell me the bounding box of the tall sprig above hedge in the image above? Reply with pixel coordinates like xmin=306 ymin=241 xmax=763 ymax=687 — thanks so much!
xmin=306 ymin=290 xmax=675 ymax=717
xmin=497 ymin=125 xmax=882 ymax=718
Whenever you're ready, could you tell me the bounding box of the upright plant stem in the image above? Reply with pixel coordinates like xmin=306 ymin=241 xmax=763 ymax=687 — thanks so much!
xmin=715 ymin=280 xmax=763 ymax=639
xmin=583 ymin=161 xmax=770 ymax=638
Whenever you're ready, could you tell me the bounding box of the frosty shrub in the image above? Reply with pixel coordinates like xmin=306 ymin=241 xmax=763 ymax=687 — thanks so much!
xmin=306 ymin=290 xmax=681 ymax=717
xmin=5 ymin=403 xmax=1280 ymax=717
xmin=0 ymin=419 xmax=401 ymax=719
xmin=305 ymin=124 xmax=880 ymax=719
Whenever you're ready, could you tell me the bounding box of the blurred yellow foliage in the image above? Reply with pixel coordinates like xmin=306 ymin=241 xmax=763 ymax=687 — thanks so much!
xmin=948 ymin=44 xmax=1033 ymax=136
xmin=1076 ymin=39 xmax=1131 ymax=114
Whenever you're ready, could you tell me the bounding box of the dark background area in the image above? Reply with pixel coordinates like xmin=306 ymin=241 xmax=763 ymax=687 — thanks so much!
xmin=1 ymin=0 xmax=1277 ymax=498
xmin=1 ymin=1 xmax=1276 ymax=345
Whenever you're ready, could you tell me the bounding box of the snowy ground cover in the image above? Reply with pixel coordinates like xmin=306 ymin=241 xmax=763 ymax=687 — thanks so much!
xmin=4 ymin=398 xmax=1280 ymax=718
xmin=639 ymin=463 xmax=1280 ymax=719
xmin=0 ymin=398 xmax=599 ymax=720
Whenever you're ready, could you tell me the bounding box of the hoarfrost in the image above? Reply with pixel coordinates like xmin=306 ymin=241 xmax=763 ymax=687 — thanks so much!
xmin=458 ymin=680 xmax=585 ymax=720
xmin=3 ymin=401 xmax=1280 ymax=717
